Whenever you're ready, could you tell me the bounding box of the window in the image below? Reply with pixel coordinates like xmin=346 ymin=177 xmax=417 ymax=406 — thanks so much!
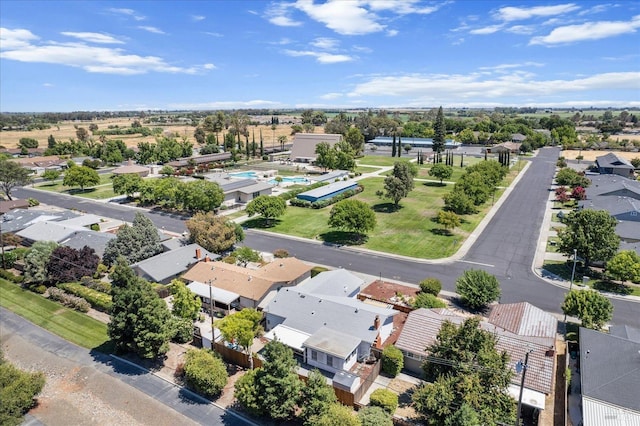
xmin=252 ymin=191 xmax=261 ymax=198
xmin=311 ymin=350 xmax=317 ymax=361
xmin=327 ymin=355 xmax=333 ymax=367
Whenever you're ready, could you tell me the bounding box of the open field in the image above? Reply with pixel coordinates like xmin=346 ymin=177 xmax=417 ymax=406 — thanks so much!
xmin=560 ymin=149 xmax=640 ymax=161
xmin=36 ymin=173 xmax=117 ymax=199
xmin=0 ymin=279 xmax=112 ymax=350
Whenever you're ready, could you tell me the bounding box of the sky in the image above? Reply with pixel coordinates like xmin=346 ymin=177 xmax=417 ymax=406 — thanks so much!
xmin=1 ymin=0 xmax=639 ymax=112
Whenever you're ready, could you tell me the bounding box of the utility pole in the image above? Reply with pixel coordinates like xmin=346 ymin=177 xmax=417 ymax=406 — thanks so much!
xmin=563 ymin=248 xmax=578 ymax=325
xmin=0 ymin=215 xmax=5 ymax=269
xmin=515 ymin=349 xmax=533 ymax=426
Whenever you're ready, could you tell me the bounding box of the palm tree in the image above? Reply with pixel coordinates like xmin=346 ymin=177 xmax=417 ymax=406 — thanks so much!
xmin=278 ymin=135 xmax=287 ymax=152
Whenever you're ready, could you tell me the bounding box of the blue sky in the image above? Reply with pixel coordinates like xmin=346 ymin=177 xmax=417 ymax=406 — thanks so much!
xmin=1 ymin=1 xmax=639 ymax=112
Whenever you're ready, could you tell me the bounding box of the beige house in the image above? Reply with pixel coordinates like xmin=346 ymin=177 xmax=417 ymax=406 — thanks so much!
xmin=290 ymin=133 xmax=342 ymax=163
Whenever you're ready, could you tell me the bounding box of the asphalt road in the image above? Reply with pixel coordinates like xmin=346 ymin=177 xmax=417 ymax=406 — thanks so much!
xmin=13 ymin=149 xmax=640 ymax=328
xmin=0 ymin=307 xmax=251 ymax=426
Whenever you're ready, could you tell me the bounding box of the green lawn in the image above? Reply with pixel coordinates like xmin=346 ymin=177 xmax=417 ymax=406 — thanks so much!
xmin=542 ymin=261 xmax=640 ymax=297
xmin=357 ymin=156 xmax=413 ymax=167
xmin=417 ymin=156 xmax=485 ymax=182
xmin=355 ymin=165 xmax=382 ymax=174
xmin=0 ymin=279 xmax=112 ymax=350
xmin=36 ymin=173 xmax=117 ymax=199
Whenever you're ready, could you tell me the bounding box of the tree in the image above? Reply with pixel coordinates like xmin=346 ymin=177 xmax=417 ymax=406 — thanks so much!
xmin=232 ymin=246 xmax=261 ymax=267
xmin=185 ymin=212 xmax=237 ymax=253
xmin=413 ymin=317 xmax=515 ymax=426
xmin=455 ymin=269 xmax=501 ymax=310
xmin=46 ymin=246 xmax=99 ymax=283
xmin=183 ymin=348 xmax=228 ymax=398
xmin=181 ymin=180 xmax=224 ymax=212
xmin=606 ymin=250 xmax=640 ymax=284
xmin=328 ymin=199 xmax=376 ymax=237
xmin=562 ymin=290 xmax=613 ymax=330
xmin=429 ymin=163 xmax=453 ymax=184
xmin=0 ymin=160 xmax=32 ymax=200
xmin=403 ymin=144 xmax=412 ymax=154
xmin=315 ymin=142 xmax=337 ymax=171
xmin=217 ymin=309 xmax=263 ymax=370
xmin=103 ymin=212 xmax=162 ymax=265
xmin=193 ymin=127 xmax=206 ymax=145
xmin=555 ymin=168 xmax=590 ymax=188
xmin=412 ymin=293 xmax=446 ymax=309
xmin=456 ymin=171 xmax=491 ymax=206
xmin=41 ymin=169 xmax=61 ymax=183
xmin=62 ymin=165 xmax=99 ymax=191
xmin=245 ymin=195 xmax=286 ymax=225
xmin=170 ymin=279 xmax=201 ymax=320
xmin=300 ymin=369 xmax=337 ymax=425
xmin=159 ymin=165 xmax=175 ymax=177
xmin=18 ymin=137 xmax=38 ymax=149
xmin=0 ymin=353 xmax=45 ymax=426
xmin=436 ymin=210 xmax=460 ymax=234
xmin=381 ymin=345 xmax=403 ymax=377
xmin=313 ymin=403 xmax=359 ymax=426
xmin=108 ymin=258 xmax=172 ymax=358
xmin=23 ymin=241 xmax=58 ymax=284
xmin=432 ymin=106 xmax=446 ymax=154
xmin=234 ymin=368 xmax=262 ymax=416
xmin=381 ymin=161 xmax=417 ymax=207
xmin=571 ymin=186 xmax=586 ymax=201
xmin=334 ymin=140 xmax=356 ymax=171
xmin=112 ymin=173 xmax=143 ymax=198
xmin=419 ymin=278 xmax=442 ymax=296
xmin=359 ymin=406 xmax=393 ymax=426
xmin=445 ymin=403 xmax=481 ymax=426
xmin=344 ymin=127 xmax=365 ymax=155
xmin=75 ymin=127 xmax=90 ymax=142
xmin=558 ymin=209 xmax=620 ymax=267
xmin=443 ymin=189 xmax=477 ymax=215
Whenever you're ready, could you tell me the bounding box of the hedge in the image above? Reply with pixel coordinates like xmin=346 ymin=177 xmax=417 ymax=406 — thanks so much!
xmin=58 ymin=282 xmax=112 ymax=312
xmin=47 ymin=287 xmax=91 ymax=312
xmin=381 ymin=345 xmax=403 ymax=377
xmin=278 ymin=182 xmax=328 ymax=201
xmin=369 ymin=389 xmax=398 ymax=414
xmin=0 ymin=269 xmax=23 ymax=283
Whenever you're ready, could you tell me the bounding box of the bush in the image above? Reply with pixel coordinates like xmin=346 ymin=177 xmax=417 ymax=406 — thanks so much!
xmin=359 ymin=406 xmax=393 ymax=426
xmin=0 ymin=359 xmax=45 ymax=426
xmin=47 ymin=287 xmax=90 ymax=312
xmin=455 ymin=269 xmax=501 ymax=311
xmin=412 ymin=293 xmax=447 ymax=309
xmin=0 ymin=269 xmax=22 ymax=283
xmin=0 ymin=251 xmax=18 ymax=269
xmin=58 ymin=282 xmax=112 ymax=312
xmin=419 ymin=278 xmax=442 ymax=296
xmin=169 ymin=316 xmax=194 ymax=343
xmin=27 ymin=198 xmax=39 ymax=207
xmin=90 ymin=223 xmax=100 ymax=231
xmin=311 ymin=266 xmax=328 ymax=278
xmin=278 ymin=182 xmax=328 ymax=201
xmin=222 ymin=256 xmax=237 ymax=264
xmin=183 ymin=349 xmax=228 ymax=398
xmin=82 ymin=276 xmax=111 ymax=292
xmin=369 ymin=389 xmax=398 ymax=414
xmin=381 ymin=345 xmax=403 ymax=377
xmin=273 ymin=249 xmax=289 ymax=258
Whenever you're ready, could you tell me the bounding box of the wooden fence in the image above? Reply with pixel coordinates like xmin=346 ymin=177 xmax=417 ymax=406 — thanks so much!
xmin=213 ymin=342 xmax=262 ymax=369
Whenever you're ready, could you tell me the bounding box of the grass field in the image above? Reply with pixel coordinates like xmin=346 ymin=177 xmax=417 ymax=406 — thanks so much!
xmin=542 ymin=260 xmax=640 ymax=297
xmin=0 ymin=279 xmax=112 ymax=350
xmin=417 ymin=156 xmax=485 ymax=182
xmin=357 ymin=156 xmax=413 ymax=167
xmin=35 ymin=173 xmax=118 ymax=199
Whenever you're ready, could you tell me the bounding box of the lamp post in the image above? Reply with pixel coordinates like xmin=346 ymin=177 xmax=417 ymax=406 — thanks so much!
xmin=515 ymin=349 xmax=534 ymax=426
xmin=563 ymin=249 xmax=578 ymax=324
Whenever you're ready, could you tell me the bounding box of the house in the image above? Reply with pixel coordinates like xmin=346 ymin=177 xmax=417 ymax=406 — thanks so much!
xmin=586 ymin=174 xmax=640 ymax=200
xmin=131 ymin=244 xmax=219 ymax=284
xmin=0 ymin=200 xmax=30 ymax=214
xmin=486 ymin=141 xmax=522 ymax=153
xmin=297 ymin=269 xmax=364 ymax=298
xmin=510 ymin=133 xmax=527 ymax=143
xmin=61 ymin=231 xmax=115 ymax=258
xmin=579 ymin=326 xmax=640 ymax=426
xmin=112 ymin=159 xmax=150 ymax=177
xmin=296 ymin=180 xmax=358 ymax=203
xmin=181 ymin=257 xmax=312 ymax=309
xmin=205 ymin=176 xmax=273 ymax=206
xmin=395 ymin=303 xmax=557 ymax=412
xmin=167 ymin=152 xmax=232 ymax=168
xmin=596 ymin=153 xmax=635 ymax=178
xmin=290 ymin=133 xmax=342 ymax=163
xmin=0 ymin=209 xmax=80 ymax=234
xmin=9 ymin=156 xmax=66 ymax=175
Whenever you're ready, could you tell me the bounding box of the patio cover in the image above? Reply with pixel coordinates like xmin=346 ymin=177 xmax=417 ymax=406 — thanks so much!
xmin=264 ymin=324 xmax=311 ymax=353
xmin=187 ymin=281 xmax=239 ymax=305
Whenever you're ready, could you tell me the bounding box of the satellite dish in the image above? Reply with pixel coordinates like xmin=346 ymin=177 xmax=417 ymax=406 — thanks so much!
xmin=515 ymin=360 xmax=523 ymax=373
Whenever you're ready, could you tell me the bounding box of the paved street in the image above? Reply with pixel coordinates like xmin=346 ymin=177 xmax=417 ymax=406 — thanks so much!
xmin=12 ymin=148 xmax=640 ymax=328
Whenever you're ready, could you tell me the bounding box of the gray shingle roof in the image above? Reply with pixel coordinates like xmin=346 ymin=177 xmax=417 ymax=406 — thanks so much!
xmin=132 ymin=243 xmax=220 ymax=283
xmin=298 ymin=269 xmax=364 ymax=297
xmin=17 ymin=221 xmax=84 ymax=243
xmin=1 ymin=209 xmax=79 ymax=233
xmin=596 ymin=153 xmax=634 ymax=168
xmin=303 ymin=327 xmax=360 ymax=359
xmin=296 ymin=180 xmax=356 ymax=200
xmin=61 ymin=231 xmax=116 ymax=258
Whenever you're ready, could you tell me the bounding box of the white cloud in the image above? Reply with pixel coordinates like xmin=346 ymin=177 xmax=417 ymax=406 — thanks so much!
xmin=505 ymin=25 xmax=534 ymax=35
xmin=204 ymin=32 xmax=223 ymax=37
xmin=366 ymin=0 xmax=442 ymax=15
xmin=266 ymin=2 xmax=303 ymax=27
xmin=386 ymin=29 xmax=399 ymax=36
xmin=494 ymin=4 xmax=580 ymax=22
xmin=137 ymin=26 xmax=166 ymax=34
xmin=42 ymin=83 xmax=54 ymax=87
xmin=294 ymin=0 xmax=384 ymax=35
xmin=107 ymin=8 xmax=146 ymax=21
xmin=478 ymin=62 xmax=544 ymax=71
xmin=320 ymin=92 xmax=342 ymax=99
xmin=191 ymin=15 xmax=206 ymax=21
xmin=269 ymin=15 xmax=303 ymax=26
xmin=0 ymin=28 xmax=214 ymax=75
xmin=348 ymin=71 xmax=640 ymax=102
xmin=60 ymin=32 xmax=124 ymax=44
xmin=352 ymin=45 xmax=372 ymax=53
xmin=284 ymin=49 xmax=353 ymax=63
xmin=531 ymin=15 xmax=640 ymax=45
xmin=169 ymin=100 xmax=282 ymax=109
xmin=311 ymin=37 xmax=338 ymax=50
xmin=578 ymin=4 xmax=610 ymax=16
xmin=469 ymin=25 xmax=503 ymax=35
xmin=269 ymin=37 xmax=292 ymax=45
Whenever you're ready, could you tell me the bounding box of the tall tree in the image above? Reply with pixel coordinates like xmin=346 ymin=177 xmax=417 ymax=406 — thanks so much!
xmin=562 ymin=290 xmax=613 ymax=330
xmin=185 ymin=212 xmax=238 ymax=254
xmin=112 ymin=173 xmax=143 ymax=199
xmin=432 ymin=106 xmax=446 ymax=154
xmin=391 ymin=133 xmax=397 ymax=157
xmin=315 ymin=142 xmax=337 ymax=171
xmin=455 ymin=269 xmax=501 ymax=310
xmin=103 ymin=212 xmax=162 ymax=265
xmin=344 ymin=127 xmax=365 ymax=155
xmin=23 ymin=241 xmax=58 ymax=284
xmin=558 ymin=209 xmax=620 ymax=267
xmin=328 ymin=199 xmax=376 ymax=238
xmin=62 ymin=166 xmax=100 ymax=192
xmin=245 ymin=195 xmax=286 ymax=225
xmin=218 ymin=309 xmax=263 ymax=370
xmin=180 ymin=180 xmax=224 ymax=212
xmin=413 ymin=317 xmax=515 ymax=425
xmin=300 ymin=369 xmax=338 ymax=425
xmin=381 ymin=161 xmax=417 ymax=207
xmin=0 ymin=160 xmax=32 ymax=200
xmin=170 ymin=279 xmax=201 ymax=320
xmin=46 ymin=246 xmax=99 ymax=283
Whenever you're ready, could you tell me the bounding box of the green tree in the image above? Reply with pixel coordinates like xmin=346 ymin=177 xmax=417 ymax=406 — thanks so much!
xmin=159 ymin=165 xmax=175 ymax=177
xmin=300 ymin=369 xmax=337 ymax=425
xmin=344 ymin=127 xmax=365 ymax=155
xmin=183 ymin=349 xmax=228 ymax=398
xmin=328 ymin=199 xmax=377 ymax=238
xmin=432 ymin=106 xmax=446 ymax=154
xmin=555 ymin=168 xmax=590 ymax=188
xmin=62 ymin=165 xmax=99 ymax=191
xmin=381 ymin=161 xmax=417 ymax=207
xmin=112 ymin=173 xmax=143 ymax=198
xmin=0 ymin=354 xmax=45 ymax=426
xmin=245 ymin=195 xmax=286 ymax=225
xmin=170 ymin=279 xmax=201 ymax=320
xmin=185 ymin=212 xmax=237 ymax=254
xmin=413 ymin=317 xmax=515 ymax=425
xmin=233 ymin=246 xmax=261 ymax=267
xmin=457 ymin=128 xmax=477 ymax=144
xmin=419 ymin=278 xmax=442 ymax=296
xmin=315 ymin=142 xmax=337 ymax=171
xmin=455 ymin=269 xmax=501 ymax=310
xmin=445 ymin=403 xmax=481 ymax=426
xmin=23 ymin=241 xmax=58 ymax=284
xmin=562 ymin=290 xmax=613 ymax=330
xmin=193 ymin=127 xmax=206 ymax=145
xmin=234 ymin=368 xmax=262 ymax=415
xmin=412 ymin=293 xmax=446 ymax=309
xmin=370 ymin=389 xmax=398 ymax=414
xmin=381 ymin=345 xmax=403 ymax=377
xmin=0 ymin=160 xmax=32 ymax=200
xmin=558 ymin=209 xmax=620 ymax=267
xmin=18 ymin=137 xmax=39 ymax=149
xmin=436 ymin=210 xmax=460 ymax=234
xmin=313 ymin=403 xmax=359 ymax=426
xmin=443 ymin=189 xmax=477 ymax=215
xmin=181 ymin=180 xmax=224 ymax=212
xmin=606 ymin=250 xmax=640 ymax=284
xmin=217 ymin=309 xmax=263 ymax=370
xmin=456 ymin=171 xmax=491 ymax=206
xmin=429 ymin=163 xmax=453 ymax=184
xmin=108 ymin=258 xmax=172 ymax=358
xmin=103 ymin=212 xmax=162 ymax=265
xmin=41 ymin=169 xmax=61 ymax=183
xmin=334 ymin=140 xmax=356 ymax=171
xmin=359 ymin=406 xmax=393 ymax=426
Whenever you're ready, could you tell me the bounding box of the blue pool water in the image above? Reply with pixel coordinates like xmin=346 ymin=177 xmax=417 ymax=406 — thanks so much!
xmin=268 ymin=176 xmax=310 ymax=185
xmin=229 ymin=171 xmax=258 ymax=178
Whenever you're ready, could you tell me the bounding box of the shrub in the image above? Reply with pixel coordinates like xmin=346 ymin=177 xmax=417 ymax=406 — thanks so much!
xmin=455 ymin=269 xmax=501 ymax=311
xmin=273 ymin=249 xmax=289 ymax=258
xmin=183 ymin=349 xmax=228 ymax=398
xmin=419 ymin=278 xmax=442 ymax=296
xmin=0 ymin=251 xmax=18 ymax=269
xmin=47 ymin=287 xmax=90 ymax=312
xmin=169 ymin=316 xmax=194 ymax=344
xmin=381 ymin=345 xmax=403 ymax=377
xmin=369 ymin=389 xmax=398 ymax=414
xmin=58 ymin=282 xmax=112 ymax=312
xmin=90 ymin=223 xmax=100 ymax=231
xmin=0 ymin=359 xmax=45 ymax=426
xmin=311 ymin=266 xmax=328 ymax=278
xmin=412 ymin=293 xmax=447 ymax=309
xmin=0 ymin=269 xmax=22 ymax=283
xmin=27 ymin=198 xmax=39 ymax=207
xmin=359 ymin=406 xmax=393 ymax=426
xmin=222 ymin=256 xmax=237 ymax=265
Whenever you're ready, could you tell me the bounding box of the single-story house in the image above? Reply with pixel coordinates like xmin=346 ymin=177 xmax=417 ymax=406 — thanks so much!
xmin=61 ymin=231 xmax=115 ymax=258
xmin=395 ymin=303 xmax=557 ymax=412
xmin=10 ymin=156 xmax=66 ymax=175
xmin=290 ymin=133 xmax=342 ymax=163
xmin=0 ymin=148 xmax=46 ymax=157
xmin=579 ymin=326 xmax=640 ymax=426
xmin=132 ymin=244 xmax=219 ymax=284
xmin=0 ymin=200 xmax=30 ymax=214
xmin=510 ymin=133 xmax=527 ymax=143
xmin=182 ymin=257 xmax=312 ymax=309
xmin=205 ymin=177 xmax=274 ymax=206
xmin=296 ymin=180 xmax=358 ymax=203
xmin=596 ymin=153 xmax=635 ymax=178
xmin=0 ymin=209 xmax=80 ymax=234
xmin=308 ymin=170 xmax=350 ymax=183
xmin=167 ymin=152 xmax=232 ymax=168
xmin=186 ymin=280 xmax=240 ymax=315
xmin=112 ymin=160 xmax=150 ymax=177
xmin=486 ymin=141 xmax=522 ymax=153
xmin=297 ymin=269 xmax=364 ymax=298
xmin=587 ymin=174 xmax=640 ymax=200
xmin=17 ymin=221 xmax=86 ymax=243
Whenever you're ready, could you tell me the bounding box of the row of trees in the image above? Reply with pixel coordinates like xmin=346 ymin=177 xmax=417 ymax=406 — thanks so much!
xmin=443 ymin=160 xmax=507 ymax=215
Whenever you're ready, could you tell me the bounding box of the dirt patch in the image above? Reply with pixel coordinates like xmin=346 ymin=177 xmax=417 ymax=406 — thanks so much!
xmin=562 ymin=149 xmax=640 ymax=161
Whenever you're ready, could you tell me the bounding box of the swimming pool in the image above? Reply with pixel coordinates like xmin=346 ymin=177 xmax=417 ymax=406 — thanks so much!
xmin=268 ymin=176 xmax=310 ymax=185
xmin=229 ymin=171 xmax=258 ymax=179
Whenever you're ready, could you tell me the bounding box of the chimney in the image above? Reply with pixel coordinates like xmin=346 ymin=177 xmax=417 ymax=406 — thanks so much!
xmin=195 ymin=248 xmax=202 ymax=259
xmin=204 ymin=254 xmax=210 ymax=263
xmin=374 ymin=315 xmax=380 ymax=330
